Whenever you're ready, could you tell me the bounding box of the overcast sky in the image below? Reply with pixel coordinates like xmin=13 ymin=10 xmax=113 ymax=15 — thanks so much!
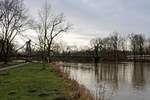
xmin=23 ymin=0 xmax=150 ymax=47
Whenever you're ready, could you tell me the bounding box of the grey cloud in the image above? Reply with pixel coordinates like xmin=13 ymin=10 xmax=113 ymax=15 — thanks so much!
xmin=24 ymin=0 xmax=150 ymax=46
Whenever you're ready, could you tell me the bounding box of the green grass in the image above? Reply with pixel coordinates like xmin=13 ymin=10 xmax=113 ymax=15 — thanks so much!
xmin=0 ymin=63 xmax=70 ymax=100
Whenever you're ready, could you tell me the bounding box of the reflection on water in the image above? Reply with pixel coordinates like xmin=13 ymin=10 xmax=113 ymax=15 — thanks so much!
xmin=59 ymin=62 xmax=150 ymax=100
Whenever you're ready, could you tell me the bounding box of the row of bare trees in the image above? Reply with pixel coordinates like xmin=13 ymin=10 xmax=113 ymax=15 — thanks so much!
xmin=42 ymin=32 xmax=149 ymax=62
xmin=130 ymin=34 xmax=145 ymax=55
xmin=0 ymin=0 xmax=70 ymax=64
xmin=91 ymin=32 xmax=149 ymax=61
xmin=90 ymin=32 xmax=126 ymax=61
xmin=0 ymin=0 xmax=28 ymax=64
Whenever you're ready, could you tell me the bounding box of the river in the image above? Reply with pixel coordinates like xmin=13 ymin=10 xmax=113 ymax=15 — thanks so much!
xmin=58 ymin=62 xmax=150 ymax=100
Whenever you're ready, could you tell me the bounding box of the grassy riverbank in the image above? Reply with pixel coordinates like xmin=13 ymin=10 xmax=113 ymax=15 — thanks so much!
xmin=0 ymin=63 xmax=70 ymax=100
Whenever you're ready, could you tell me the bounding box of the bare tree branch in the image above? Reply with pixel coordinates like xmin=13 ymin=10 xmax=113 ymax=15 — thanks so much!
xmin=32 ymin=3 xmax=71 ymax=63
xmin=0 ymin=0 xmax=28 ymax=64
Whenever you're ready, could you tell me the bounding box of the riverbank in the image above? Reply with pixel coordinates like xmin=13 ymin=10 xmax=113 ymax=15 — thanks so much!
xmin=0 ymin=62 xmax=93 ymax=100
xmin=0 ymin=63 xmax=71 ymax=100
xmin=51 ymin=62 xmax=93 ymax=100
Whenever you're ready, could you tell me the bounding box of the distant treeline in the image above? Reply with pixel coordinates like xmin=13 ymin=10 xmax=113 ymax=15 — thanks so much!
xmin=26 ymin=32 xmax=150 ymax=62
xmin=47 ymin=32 xmax=150 ymax=62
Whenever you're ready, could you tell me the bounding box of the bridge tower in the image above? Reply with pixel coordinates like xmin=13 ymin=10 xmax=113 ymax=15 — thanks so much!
xmin=25 ymin=40 xmax=31 ymax=62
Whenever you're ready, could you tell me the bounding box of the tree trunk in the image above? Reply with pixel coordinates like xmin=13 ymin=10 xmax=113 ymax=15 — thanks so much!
xmin=94 ymin=46 xmax=99 ymax=63
xmin=0 ymin=41 xmax=5 ymax=61
xmin=47 ymin=40 xmax=52 ymax=63
xmin=4 ymin=54 xmax=8 ymax=64
xmin=4 ymin=42 xmax=10 ymax=64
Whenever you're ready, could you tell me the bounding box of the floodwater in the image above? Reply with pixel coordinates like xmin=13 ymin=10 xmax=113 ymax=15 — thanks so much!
xmin=58 ymin=62 xmax=150 ymax=100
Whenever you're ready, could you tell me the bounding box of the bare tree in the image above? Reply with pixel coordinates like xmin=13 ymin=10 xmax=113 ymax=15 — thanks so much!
xmin=110 ymin=32 xmax=121 ymax=60
xmin=118 ymin=36 xmax=127 ymax=57
xmin=130 ymin=33 xmax=145 ymax=60
xmin=33 ymin=2 xmax=71 ymax=64
xmin=90 ymin=32 xmax=127 ymax=61
xmin=0 ymin=0 xmax=28 ymax=64
xmin=90 ymin=38 xmax=104 ymax=63
xmin=110 ymin=32 xmax=120 ymax=51
xmin=102 ymin=37 xmax=112 ymax=50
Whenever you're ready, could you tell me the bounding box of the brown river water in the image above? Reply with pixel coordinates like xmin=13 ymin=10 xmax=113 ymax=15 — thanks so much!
xmin=58 ymin=62 xmax=150 ymax=100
